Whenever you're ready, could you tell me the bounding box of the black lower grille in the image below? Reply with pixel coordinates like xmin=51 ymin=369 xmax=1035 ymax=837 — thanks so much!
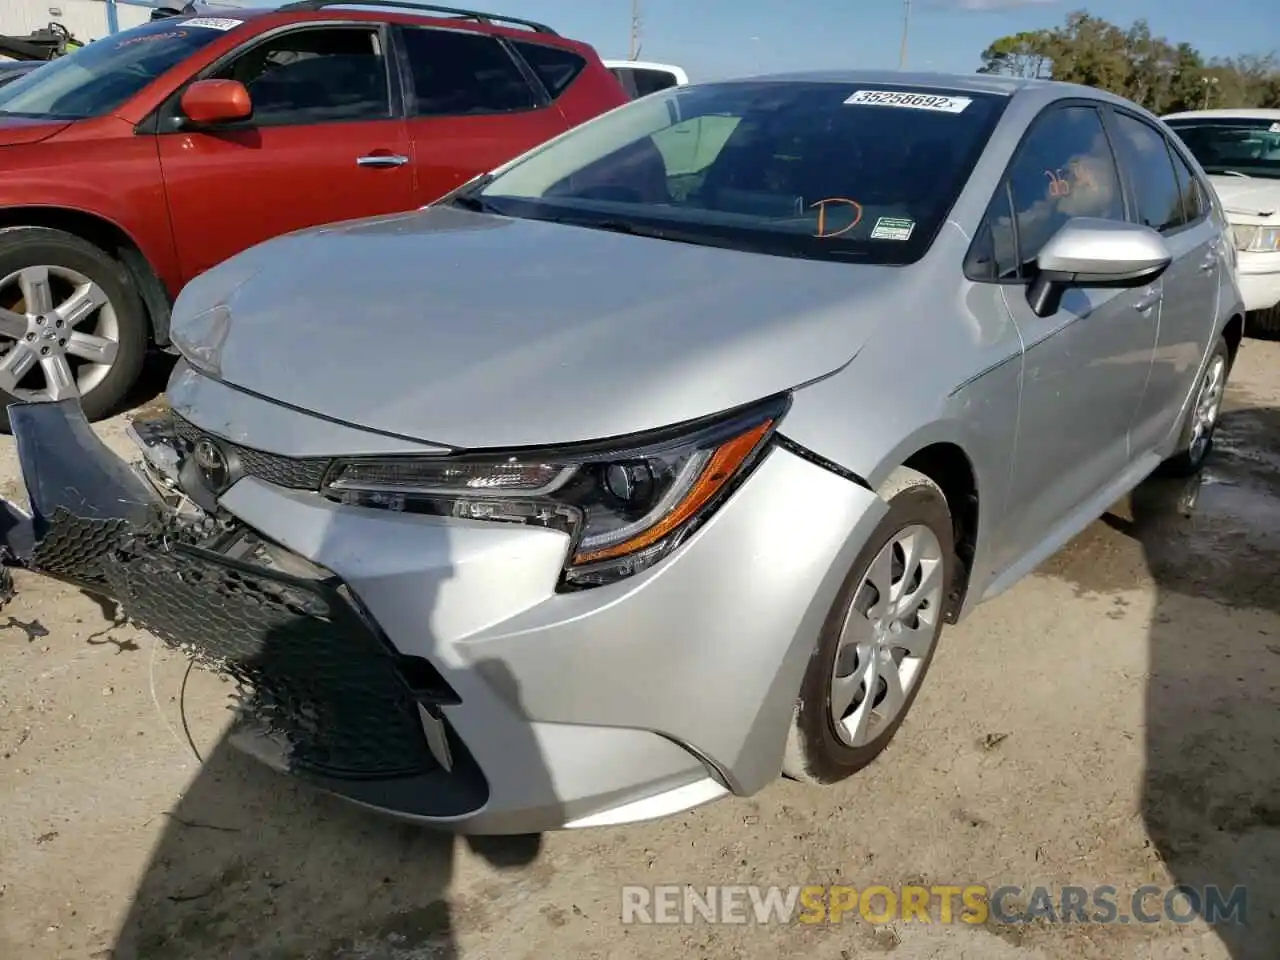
xmin=32 ymin=511 xmax=443 ymax=781
xmin=170 ymin=413 xmax=331 ymax=491
xmin=29 ymin=511 xmax=130 ymax=589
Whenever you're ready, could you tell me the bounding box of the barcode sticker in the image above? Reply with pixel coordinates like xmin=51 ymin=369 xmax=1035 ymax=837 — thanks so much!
xmin=844 ymin=89 xmax=972 ymax=113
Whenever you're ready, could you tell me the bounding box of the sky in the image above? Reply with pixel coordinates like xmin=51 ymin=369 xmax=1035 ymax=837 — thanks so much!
xmin=493 ymin=0 xmax=1280 ymax=80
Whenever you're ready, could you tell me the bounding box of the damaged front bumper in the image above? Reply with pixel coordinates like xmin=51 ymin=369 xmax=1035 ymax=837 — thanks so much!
xmin=0 ymin=399 xmax=486 ymax=816
xmin=0 ymin=392 xmax=890 ymax=834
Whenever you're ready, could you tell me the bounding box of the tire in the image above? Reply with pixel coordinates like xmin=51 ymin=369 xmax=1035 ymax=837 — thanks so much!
xmin=1246 ymin=306 xmax=1280 ymax=340
xmin=783 ymin=466 xmax=956 ymax=785
xmin=0 ymin=227 xmax=148 ymax=433
xmin=1160 ymin=334 xmax=1230 ymax=478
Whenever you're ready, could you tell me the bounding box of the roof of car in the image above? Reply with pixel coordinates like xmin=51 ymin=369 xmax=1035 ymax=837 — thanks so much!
xmin=729 ymin=69 xmax=1050 ymax=94
xmin=1163 ymin=108 xmax=1280 ymax=121
xmin=156 ymin=1 xmax=567 ymax=37
xmin=701 ymin=69 xmax=1162 ymax=116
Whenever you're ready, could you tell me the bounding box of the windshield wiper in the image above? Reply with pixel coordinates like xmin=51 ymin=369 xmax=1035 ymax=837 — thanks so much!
xmin=444 ymin=174 xmax=498 ymax=212
xmin=449 ymin=193 xmax=496 ymax=212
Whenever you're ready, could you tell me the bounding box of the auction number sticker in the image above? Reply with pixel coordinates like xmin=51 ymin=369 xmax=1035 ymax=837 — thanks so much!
xmin=184 ymin=17 xmax=243 ymax=30
xmin=870 ymin=216 xmax=916 ymax=241
xmin=844 ymin=89 xmax=972 ymax=113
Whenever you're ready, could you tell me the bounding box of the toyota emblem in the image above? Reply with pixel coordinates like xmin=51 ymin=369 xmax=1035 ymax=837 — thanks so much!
xmin=192 ymin=438 xmax=231 ymax=491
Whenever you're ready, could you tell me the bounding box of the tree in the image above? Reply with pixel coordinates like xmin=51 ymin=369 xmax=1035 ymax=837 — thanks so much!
xmin=977 ymin=30 xmax=1052 ymax=78
xmin=977 ymin=9 xmax=1280 ymax=112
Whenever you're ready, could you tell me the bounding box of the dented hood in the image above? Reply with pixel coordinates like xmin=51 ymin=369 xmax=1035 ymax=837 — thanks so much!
xmin=172 ymin=207 xmax=902 ymax=449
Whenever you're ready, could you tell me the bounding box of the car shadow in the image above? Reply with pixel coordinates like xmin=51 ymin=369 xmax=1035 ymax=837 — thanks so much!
xmin=104 ymin=536 xmax=553 ymax=958
xmin=1109 ymin=404 xmax=1280 ymax=957
xmin=117 ymin=350 xmax=177 ymax=419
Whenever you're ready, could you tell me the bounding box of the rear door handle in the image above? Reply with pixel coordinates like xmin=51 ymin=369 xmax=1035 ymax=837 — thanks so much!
xmin=1133 ymin=288 xmax=1162 ymax=312
xmin=356 ymin=154 xmax=409 ymax=168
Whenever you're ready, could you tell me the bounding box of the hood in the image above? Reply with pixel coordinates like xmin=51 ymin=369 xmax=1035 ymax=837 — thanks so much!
xmin=1208 ymin=175 xmax=1280 ymax=219
xmin=0 ymin=115 xmax=72 ymax=146
xmin=173 ymin=207 xmax=904 ymax=449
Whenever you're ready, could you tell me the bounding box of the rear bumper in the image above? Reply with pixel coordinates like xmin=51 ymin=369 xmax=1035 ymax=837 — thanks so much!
xmin=1 ymin=395 xmax=885 ymax=833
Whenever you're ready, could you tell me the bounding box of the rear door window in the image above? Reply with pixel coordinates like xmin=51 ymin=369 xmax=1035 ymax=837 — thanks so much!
xmin=512 ymin=41 xmax=585 ymax=100
xmin=1109 ymin=112 xmax=1185 ymax=233
xmin=1166 ymin=140 xmax=1210 ymax=224
xmin=398 ymin=27 xmax=538 ymax=115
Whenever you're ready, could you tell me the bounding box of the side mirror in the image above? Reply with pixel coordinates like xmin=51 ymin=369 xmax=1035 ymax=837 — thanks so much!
xmin=179 ymin=79 xmax=252 ymax=127
xmin=1026 ymin=217 xmax=1172 ymax=318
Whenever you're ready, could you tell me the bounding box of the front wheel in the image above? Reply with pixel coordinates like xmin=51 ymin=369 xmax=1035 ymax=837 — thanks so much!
xmin=1160 ymin=335 xmax=1230 ymax=478
xmin=783 ymin=467 xmax=955 ymax=785
xmin=0 ymin=227 xmax=148 ymax=432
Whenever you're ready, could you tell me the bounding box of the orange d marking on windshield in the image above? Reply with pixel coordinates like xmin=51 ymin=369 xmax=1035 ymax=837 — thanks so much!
xmin=811 ymin=198 xmax=864 ymax=238
xmin=1045 ymin=169 xmax=1071 ymax=198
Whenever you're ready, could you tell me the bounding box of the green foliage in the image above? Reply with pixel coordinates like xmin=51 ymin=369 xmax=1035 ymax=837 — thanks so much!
xmin=977 ymin=9 xmax=1280 ymax=112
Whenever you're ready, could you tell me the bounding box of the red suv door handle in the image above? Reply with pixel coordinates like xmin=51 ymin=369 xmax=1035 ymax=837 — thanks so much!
xmin=356 ymin=154 xmax=409 ymax=168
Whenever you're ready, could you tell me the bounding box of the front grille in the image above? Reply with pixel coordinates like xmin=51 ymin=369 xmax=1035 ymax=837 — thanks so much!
xmin=171 ymin=413 xmax=332 ymax=491
xmin=29 ymin=510 xmax=131 ymax=589
xmin=30 ymin=509 xmax=447 ymax=781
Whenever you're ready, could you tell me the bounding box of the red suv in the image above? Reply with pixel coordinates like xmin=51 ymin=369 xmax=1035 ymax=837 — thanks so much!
xmin=0 ymin=2 xmax=627 ymax=424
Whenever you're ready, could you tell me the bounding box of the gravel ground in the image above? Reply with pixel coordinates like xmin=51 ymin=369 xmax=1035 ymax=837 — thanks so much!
xmin=1 ymin=343 xmax=1278 ymax=960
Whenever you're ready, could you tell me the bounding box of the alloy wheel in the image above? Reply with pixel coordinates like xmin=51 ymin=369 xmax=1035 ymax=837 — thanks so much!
xmin=830 ymin=523 xmax=945 ymax=748
xmin=0 ymin=264 xmax=120 ymax=402
xmin=1188 ymin=353 xmax=1227 ymax=465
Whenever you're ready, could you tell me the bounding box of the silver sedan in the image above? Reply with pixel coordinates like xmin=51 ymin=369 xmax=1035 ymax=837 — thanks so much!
xmin=0 ymin=69 xmax=1243 ymax=833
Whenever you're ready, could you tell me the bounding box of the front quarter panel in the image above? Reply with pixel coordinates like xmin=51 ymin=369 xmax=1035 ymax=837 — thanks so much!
xmin=777 ymin=223 xmax=1023 ymax=613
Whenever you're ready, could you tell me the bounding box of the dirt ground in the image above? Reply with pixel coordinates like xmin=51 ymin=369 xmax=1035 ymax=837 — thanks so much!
xmin=1 ymin=344 xmax=1278 ymax=960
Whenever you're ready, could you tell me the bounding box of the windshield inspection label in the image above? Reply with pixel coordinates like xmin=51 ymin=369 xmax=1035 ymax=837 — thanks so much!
xmin=184 ymin=17 xmax=243 ymax=30
xmin=870 ymin=216 xmax=915 ymax=241
xmin=844 ymin=90 xmax=972 ymax=113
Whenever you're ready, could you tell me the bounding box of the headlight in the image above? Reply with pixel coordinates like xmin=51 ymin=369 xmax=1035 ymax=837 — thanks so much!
xmin=1248 ymin=226 xmax=1280 ymax=253
xmin=321 ymin=395 xmax=789 ymax=589
xmin=1232 ymin=224 xmax=1280 ymax=253
xmin=169 ymin=303 xmax=231 ymax=377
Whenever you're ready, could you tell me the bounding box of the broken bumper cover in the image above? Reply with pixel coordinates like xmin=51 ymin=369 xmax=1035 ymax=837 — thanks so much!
xmin=1 ymin=396 xmax=888 ymax=833
xmin=2 ymin=400 xmax=488 ymax=819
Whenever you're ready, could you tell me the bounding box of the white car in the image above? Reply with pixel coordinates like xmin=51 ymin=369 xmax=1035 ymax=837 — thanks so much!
xmin=1164 ymin=108 xmax=1280 ymax=334
xmin=603 ymin=59 xmax=688 ymax=99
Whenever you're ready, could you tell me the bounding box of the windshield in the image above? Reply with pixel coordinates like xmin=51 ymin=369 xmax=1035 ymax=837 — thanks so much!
xmin=1166 ymin=118 xmax=1280 ymax=180
xmin=0 ymin=17 xmax=237 ymax=120
xmin=472 ymin=81 xmax=1008 ymax=264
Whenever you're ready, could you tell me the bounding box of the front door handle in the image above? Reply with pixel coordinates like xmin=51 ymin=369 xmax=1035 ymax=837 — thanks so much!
xmin=1199 ymin=254 xmax=1218 ymax=273
xmin=356 ymin=154 xmax=409 ymax=168
xmin=1133 ymin=288 xmax=1162 ymax=312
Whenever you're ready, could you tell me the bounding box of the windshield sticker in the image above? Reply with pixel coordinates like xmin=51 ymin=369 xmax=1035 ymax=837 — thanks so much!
xmin=811 ymin=198 xmax=864 ymax=238
xmin=116 ymin=29 xmax=188 ymax=47
xmin=1271 ymin=122 xmax=1280 ymax=133
xmin=184 ymin=17 xmax=243 ymax=30
xmin=870 ymin=216 xmax=916 ymax=241
xmin=844 ymin=90 xmax=972 ymax=113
